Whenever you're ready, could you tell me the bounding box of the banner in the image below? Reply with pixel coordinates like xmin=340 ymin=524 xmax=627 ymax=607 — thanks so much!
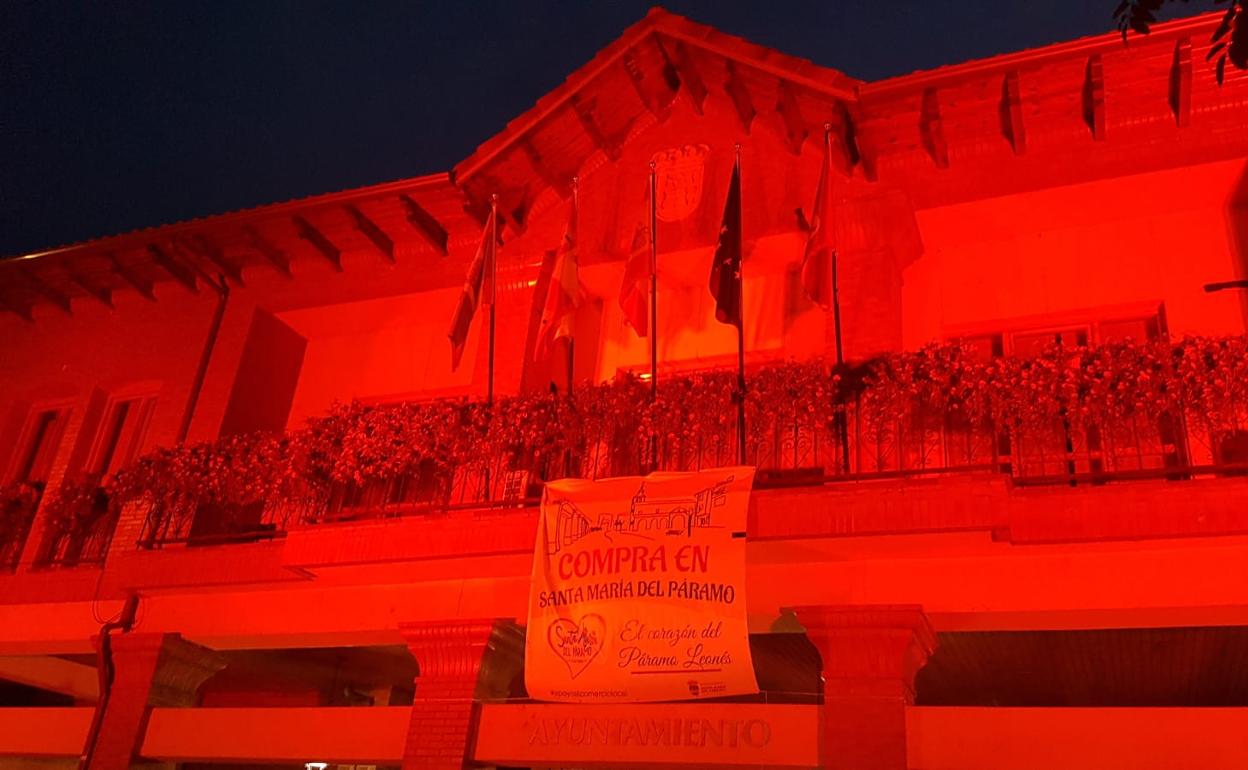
xmin=526 ymin=467 xmax=758 ymax=703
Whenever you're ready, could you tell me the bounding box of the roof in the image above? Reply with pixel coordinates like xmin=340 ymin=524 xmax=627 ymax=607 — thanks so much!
xmin=0 ymin=6 xmax=863 ymax=320
xmin=1 ymin=7 xmax=1242 ymax=320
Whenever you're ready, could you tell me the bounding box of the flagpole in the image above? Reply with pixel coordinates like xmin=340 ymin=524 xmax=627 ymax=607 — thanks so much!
xmin=826 ymin=126 xmax=844 ymax=367
xmin=825 ymin=123 xmax=851 ymax=474
xmin=487 ymin=193 xmax=498 ymax=406
xmin=648 ymin=161 xmax=659 ymax=401
xmin=734 ymin=144 xmax=747 ymax=467
xmin=567 ymin=178 xmax=578 ymax=394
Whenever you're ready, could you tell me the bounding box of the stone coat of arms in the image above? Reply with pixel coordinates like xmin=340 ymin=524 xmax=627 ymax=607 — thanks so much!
xmin=652 ymin=144 xmax=710 ymax=223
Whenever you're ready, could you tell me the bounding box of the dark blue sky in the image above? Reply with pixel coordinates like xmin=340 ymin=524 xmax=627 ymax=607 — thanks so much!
xmin=0 ymin=1 xmax=1201 ymax=256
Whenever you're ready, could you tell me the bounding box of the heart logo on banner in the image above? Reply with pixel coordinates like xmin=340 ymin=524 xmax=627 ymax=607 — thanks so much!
xmin=547 ymin=614 xmax=607 ymax=679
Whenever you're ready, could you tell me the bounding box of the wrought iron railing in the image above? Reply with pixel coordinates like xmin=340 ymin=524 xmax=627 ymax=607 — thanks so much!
xmin=94 ymin=336 xmax=1248 ymax=544
xmin=34 ymin=483 xmax=117 ymax=568
xmin=0 ymin=482 xmax=43 ymax=571
xmin=306 ymin=401 xmax=1244 ymax=525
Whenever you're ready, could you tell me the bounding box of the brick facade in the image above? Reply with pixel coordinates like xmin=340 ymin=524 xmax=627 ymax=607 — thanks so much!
xmin=86 ymin=632 xmax=224 ymax=770
xmin=796 ymin=605 xmax=937 ymax=770
xmin=399 ymin=619 xmax=497 ymax=770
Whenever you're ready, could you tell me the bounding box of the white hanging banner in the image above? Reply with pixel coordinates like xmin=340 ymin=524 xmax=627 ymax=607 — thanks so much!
xmin=525 ymin=466 xmax=758 ymax=703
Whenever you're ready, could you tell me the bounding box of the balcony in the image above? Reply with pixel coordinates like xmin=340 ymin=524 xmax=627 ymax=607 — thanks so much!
xmin=0 ymin=482 xmax=42 ymax=571
xmin=86 ymin=335 xmax=1245 ymax=550
xmin=0 ymin=337 xmax=1240 ymax=562
xmin=32 ymin=474 xmax=117 ymax=568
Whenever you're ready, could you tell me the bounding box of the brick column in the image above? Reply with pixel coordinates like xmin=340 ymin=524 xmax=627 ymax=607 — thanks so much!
xmin=794 ymin=605 xmax=936 ymax=770
xmin=399 ymin=619 xmax=497 ymax=770
xmin=86 ymin=633 xmax=225 ymax=770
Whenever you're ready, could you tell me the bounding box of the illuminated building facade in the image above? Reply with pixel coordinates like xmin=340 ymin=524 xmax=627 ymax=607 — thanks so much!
xmin=1 ymin=8 xmax=1248 ymax=770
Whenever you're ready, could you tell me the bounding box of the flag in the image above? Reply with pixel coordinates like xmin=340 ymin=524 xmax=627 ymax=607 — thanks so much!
xmin=448 ymin=208 xmax=496 ymax=370
xmin=619 ymin=200 xmax=652 ymax=337
xmin=709 ymin=157 xmax=742 ymax=327
xmin=800 ymin=132 xmax=836 ymax=309
xmin=535 ymin=196 xmax=580 ymax=360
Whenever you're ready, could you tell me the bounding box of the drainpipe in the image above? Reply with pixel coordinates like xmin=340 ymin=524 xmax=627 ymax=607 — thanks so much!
xmin=176 ymin=274 xmax=229 ymax=444
xmin=78 ymin=592 xmax=140 ymax=770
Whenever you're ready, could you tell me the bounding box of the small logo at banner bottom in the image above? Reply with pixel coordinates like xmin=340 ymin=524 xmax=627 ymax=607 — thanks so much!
xmin=547 ymin=614 xmax=607 ymax=679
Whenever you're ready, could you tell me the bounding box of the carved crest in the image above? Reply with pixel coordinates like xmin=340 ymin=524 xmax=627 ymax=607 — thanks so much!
xmin=652 ymin=144 xmax=709 ymax=223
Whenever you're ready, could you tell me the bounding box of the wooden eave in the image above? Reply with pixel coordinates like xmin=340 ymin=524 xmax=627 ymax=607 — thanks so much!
xmin=0 ymin=174 xmax=482 ymax=319
xmin=451 ymin=7 xmax=862 ymax=221
xmin=861 ymin=12 xmax=1223 ymax=96
xmin=5 ymin=8 xmax=1245 ymax=321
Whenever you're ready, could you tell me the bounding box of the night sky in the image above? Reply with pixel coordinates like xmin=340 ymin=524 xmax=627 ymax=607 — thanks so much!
xmin=1 ymin=1 xmax=1202 ymax=257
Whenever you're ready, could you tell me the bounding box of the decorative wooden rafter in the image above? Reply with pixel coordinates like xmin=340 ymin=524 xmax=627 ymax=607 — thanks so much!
xmin=835 ymin=100 xmax=862 ymax=173
xmin=463 ymin=177 xmax=523 ymax=236
xmin=656 ymin=36 xmax=706 ymax=115
xmin=724 ymin=60 xmax=756 ymax=134
xmin=168 ymin=239 xmax=222 ymax=289
xmin=108 ymin=252 xmax=156 ymax=300
xmin=919 ymin=87 xmax=950 ymax=169
xmin=398 ymin=194 xmax=449 ymax=256
xmin=1082 ymin=54 xmax=1107 ymax=141
xmin=776 ymin=81 xmax=809 ymax=156
xmin=147 ymin=244 xmax=199 ymax=293
xmin=457 ymin=176 xmax=497 ymax=230
xmin=180 ymin=233 xmax=244 ymax=286
xmin=506 ymin=194 xmax=530 ymax=234
xmin=518 ymin=137 xmax=571 ymax=198
xmin=20 ymin=268 xmax=72 ymax=315
xmin=1000 ymin=71 xmax=1026 ymax=155
xmin=1170 ymin=37 xmax=1192 ymax=128
xmin=570 ymin=94 xmax=623 ymax=161
xmin=0 ymin=290 xmax=34 ymax=322
xmin=293 ymin=215 xmax=342 ymax=272
xmin=67 ymin=271 xmax=112 ymax=309
xmin=242 ymin=225 xmax=293 ymax=278
xmin=345 ymin=204 xmax=395 ymax=263
xmin=622 ymin=42 xmax=678 ymax=122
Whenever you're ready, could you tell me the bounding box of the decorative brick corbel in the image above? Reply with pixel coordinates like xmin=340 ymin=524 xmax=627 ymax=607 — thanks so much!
xmin=399 ymin=619 xmax=500 ymax=770
xmin=793 ymin=605 xmax=937 ymax=770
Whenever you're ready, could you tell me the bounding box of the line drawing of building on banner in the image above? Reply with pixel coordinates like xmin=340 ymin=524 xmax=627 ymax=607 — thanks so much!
xmin=547 ymin=475 xmax=733 ymax=555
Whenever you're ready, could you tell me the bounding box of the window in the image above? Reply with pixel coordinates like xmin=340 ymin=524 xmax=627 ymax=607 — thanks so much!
xmin=953 ymin=308 xmax=1164 ymax=359
xmin=1098 ymin=316 xmax=1162 ymax=344
xmin=14 ymin=408 xmax=68 ymax=485
xmin=87 ymin=396 xmax=156 ymax=476
xmin=959 ymin=333 xmax=1003 ymax=361
xmin=1011 ymin=327 xmax=1089 ymax=356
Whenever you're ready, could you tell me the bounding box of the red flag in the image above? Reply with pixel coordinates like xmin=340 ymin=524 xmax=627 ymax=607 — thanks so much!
xmin=709 ymin=157 xmax=743 ymax=327
xmin=448 ymin=208 xmax=496 ymax=370
xmin=535 ymin=196 xmax=580 ymax=360
xmin=619 ymin=212 xmax=651 ymax=337
xmin=620 ymin=173 xmax=654 ymax=337
xmin=800 ymin=132 xmax=836 ymax=309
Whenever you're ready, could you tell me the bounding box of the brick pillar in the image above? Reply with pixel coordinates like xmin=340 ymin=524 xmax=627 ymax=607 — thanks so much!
xmin=399 ymin=619 xmax=496 ymax=770
xmin=87 ymin=633 xmax=225 ymax=770
xmin=794 ymin=605 xmax=936 ymax=770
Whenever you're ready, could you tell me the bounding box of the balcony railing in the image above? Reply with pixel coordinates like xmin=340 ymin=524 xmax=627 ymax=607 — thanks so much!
xmin=49 ymin=336 xmax=1248 ymax=550
xmin=34 ymin=475 xmax=118 ymax=568
xmin=0 ymin=482 xmax=43 ymax=571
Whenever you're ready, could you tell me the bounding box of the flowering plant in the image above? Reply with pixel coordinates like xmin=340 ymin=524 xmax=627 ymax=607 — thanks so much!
xmin=0 ymin=481 xmax=41 ymax=537
xmin=92 ymin=335 xmax=1245 ymax=527
xmin=38 ymin=472 xmax=111 ymax=537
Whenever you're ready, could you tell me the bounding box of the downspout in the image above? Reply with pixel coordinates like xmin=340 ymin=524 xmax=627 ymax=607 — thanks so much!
xmin=79 ymin=275 xmax=227 ymax=767
xmin=78 ymin=592 xmax=140 ymax=770
xmin=176 ymin=274 xmax=229 ymax=443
